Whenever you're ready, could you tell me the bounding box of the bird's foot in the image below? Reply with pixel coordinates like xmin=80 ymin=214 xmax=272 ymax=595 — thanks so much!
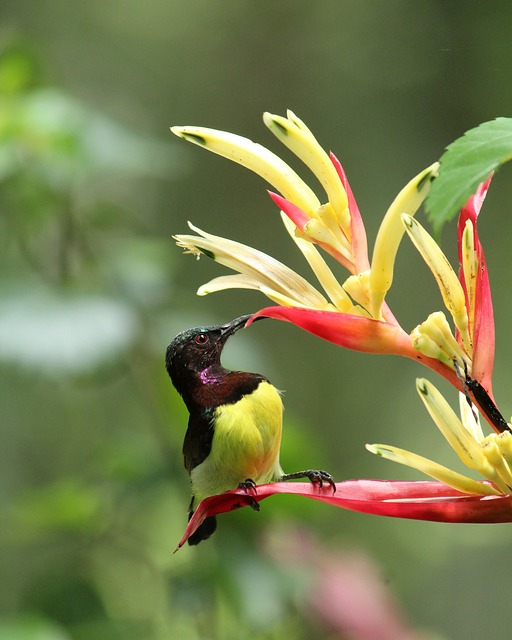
xmin=237 ymin=478 xmax=260 ymax=510
xmin=238 ymin=478 xmax=257 ymax=493
xmin=248 ymin=499 xmax=260 ymax=512
xmin=280 ymin=469 xmax=336 ymax=493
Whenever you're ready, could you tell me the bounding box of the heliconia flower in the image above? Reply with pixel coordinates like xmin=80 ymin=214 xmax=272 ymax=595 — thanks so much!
xmin=175 ymin=222 xmax=334 ymax=310
xmin=367 ymin=378 xmax=512 ymax=497
xmin=173 ymin=115 xmax=439 ymax=342
xmin=403 ymin=216 xmax=472 ymax=357
xmin=172 ymin=112 xmax=499 ymax=424
xmin=174 ymin=377 xmax=512 ymax=548
xmin=175 ymin=477 xmax=512 ymax=549
xmin=173 ymin=111 xmax=361 ymax=274
xmin=399 ymin=176 xmax=500 ymax=424
xmin=457 ymin=177 xmax=495 ymax=393
xmin=172 ymin=111 xmax=437 ymax=319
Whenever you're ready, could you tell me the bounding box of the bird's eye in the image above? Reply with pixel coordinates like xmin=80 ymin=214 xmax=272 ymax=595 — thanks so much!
xmin=195 ymin=333 xmax=209 ymax=345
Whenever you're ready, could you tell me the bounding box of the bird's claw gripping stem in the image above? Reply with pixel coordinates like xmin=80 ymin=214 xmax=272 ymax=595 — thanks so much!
xmin=236 ymin=479 xmax=260 ymax=511
xmin=238 ymin=478 xmax=258 ymax=493
xmin=280 ymin=469 xmax=336 ymax=493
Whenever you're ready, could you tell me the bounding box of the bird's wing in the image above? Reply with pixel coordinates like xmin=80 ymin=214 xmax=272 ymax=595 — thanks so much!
xmin=183 ymin=408 xmax=215 ymax=473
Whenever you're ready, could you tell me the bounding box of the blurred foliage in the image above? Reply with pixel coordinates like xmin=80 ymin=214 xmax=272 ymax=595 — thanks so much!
xmin=1 ymin=3 xmax=512 ymax=640
xmin=0 ymin=35 xmax=373 ymax=640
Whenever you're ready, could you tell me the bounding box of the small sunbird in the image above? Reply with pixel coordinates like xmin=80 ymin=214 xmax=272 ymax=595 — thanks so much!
xmin=166 ymin=314 xmax=335 ymax=545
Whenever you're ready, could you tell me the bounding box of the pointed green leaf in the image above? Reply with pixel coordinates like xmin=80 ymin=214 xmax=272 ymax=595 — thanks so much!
xmin=426 ymin=118 xmax=512 ymax=234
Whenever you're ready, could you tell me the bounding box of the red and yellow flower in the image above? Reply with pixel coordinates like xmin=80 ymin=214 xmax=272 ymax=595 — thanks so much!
xmin=171 ymin=113 xmax=511 ymax=546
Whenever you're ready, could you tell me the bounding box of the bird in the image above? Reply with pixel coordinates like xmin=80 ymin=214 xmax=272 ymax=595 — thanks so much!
xmin=165 ymin=313 xmax=335 ymax=545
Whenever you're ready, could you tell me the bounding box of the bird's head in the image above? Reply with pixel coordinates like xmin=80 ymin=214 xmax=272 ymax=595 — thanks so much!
xmin=165 ymin=314 xmax=260 ymax=390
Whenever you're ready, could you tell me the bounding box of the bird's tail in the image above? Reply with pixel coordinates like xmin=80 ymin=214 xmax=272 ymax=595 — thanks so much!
xmin=187 ymin=514 xmax=217 ymax=546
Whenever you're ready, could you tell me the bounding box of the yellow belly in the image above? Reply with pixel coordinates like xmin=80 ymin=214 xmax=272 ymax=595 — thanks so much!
xmin=190 ymin=381 xmax=283 ymax=503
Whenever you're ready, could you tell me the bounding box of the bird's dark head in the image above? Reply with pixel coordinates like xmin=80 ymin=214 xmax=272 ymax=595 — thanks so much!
xmin=165 ymin=314 xmax=261 ymax=392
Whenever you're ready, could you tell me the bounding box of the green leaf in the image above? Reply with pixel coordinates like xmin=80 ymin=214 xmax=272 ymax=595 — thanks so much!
xmin=425 ymin=118 xmax=512 ymax=234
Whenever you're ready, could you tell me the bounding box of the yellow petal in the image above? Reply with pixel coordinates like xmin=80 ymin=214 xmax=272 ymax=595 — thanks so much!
xmin=281 ymin=213 xmax=352 ymax=311
xmin=481 ymin=437 xmax=512 ymax=493
xmin=175 ymin=223 xmax=330 ymax=309
xmin=410 ymin=311 xmax=468 ymax=367
xmin=458 ymin=391 xmax=485 ymax=442
xmin=303 ymin=214 xmax=351 ymax=259
xmin=402 ymin=214 xmax=471 ymax=354
xmin=416 ymin=378 xmax=486 ymax=470
xmin=263 ymin=111 xmax=350 ymax=233
xmin=495 ymin=431 xmax=512 ymax=467
xmin=461 ymin=219 xmax=478 ymax=336
xmin=369 ymin=163 xmax=439 ymax=319
xmin=342 ymin=272 xmax=372 ymax=315
xmin=171 ymin=125 xmax=319 ymax=215
xmin=366 ymin=444 xmax=500 ymax=496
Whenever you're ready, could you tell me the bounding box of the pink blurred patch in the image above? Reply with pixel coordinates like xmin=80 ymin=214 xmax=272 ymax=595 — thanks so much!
xmin=265 ymin=528 xmax=427 ymax=640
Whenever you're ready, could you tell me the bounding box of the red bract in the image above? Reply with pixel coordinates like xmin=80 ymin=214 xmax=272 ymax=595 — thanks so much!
xmin=268 ymin=191 xmax=354 ymax=272
xmin=329 ymin=151 xmax=370 ymax=273
xmin=252 ymin=307 xmax=409 ymax=353
xmin=175 ymin=480 xmax=512 ymax=549
xmin=249 ymin=306 xmax=460 ymax=387
xmin=457 ymin=176 xmax=495 ymax=393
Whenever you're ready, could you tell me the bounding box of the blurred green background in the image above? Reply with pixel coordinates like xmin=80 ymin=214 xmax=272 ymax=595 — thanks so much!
xmin=1 ymin=2 xmax=512 ymax=639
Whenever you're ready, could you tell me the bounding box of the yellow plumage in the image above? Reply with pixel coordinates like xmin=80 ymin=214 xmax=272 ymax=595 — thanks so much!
xmin=190 ymin=381 xmax=283 ymax=503
xmin=167 ymin=315 xmax=334 ymax=544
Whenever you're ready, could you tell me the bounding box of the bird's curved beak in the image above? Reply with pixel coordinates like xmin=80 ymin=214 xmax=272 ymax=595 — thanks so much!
xmin=220 ymin=313 xmax=265 ymax=340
